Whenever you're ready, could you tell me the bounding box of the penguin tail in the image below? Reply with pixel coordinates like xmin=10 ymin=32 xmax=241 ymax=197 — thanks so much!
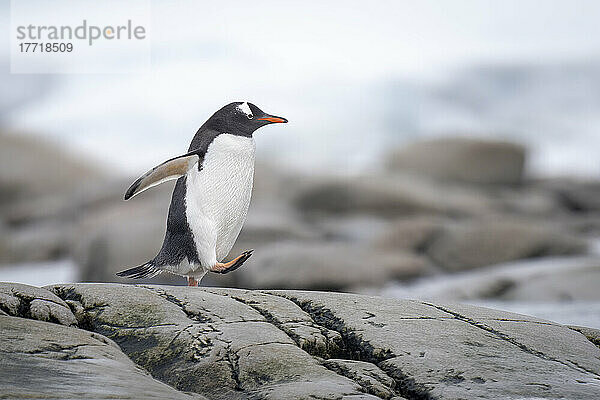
xmin=116 ymin=261 xmax=162 ymax=279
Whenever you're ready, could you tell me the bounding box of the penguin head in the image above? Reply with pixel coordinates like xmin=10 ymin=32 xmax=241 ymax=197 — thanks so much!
xmin=207 ymin=102 xmax=288 ymax=136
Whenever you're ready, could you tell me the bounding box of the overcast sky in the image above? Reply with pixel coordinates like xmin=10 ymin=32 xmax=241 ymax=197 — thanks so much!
xmin=2 ymin=1 xmax=600 ymax=175
xmin=148 ymin=0 xmax=600 ymax=79
xmin=3 ymin=1 xmax=599 ymax=77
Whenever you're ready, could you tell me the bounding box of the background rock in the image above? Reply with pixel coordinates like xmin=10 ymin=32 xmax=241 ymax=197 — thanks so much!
xmin=1 ymin=220 xmax=72 ymax=263
xmin=490 ymin=258 xmax=600 ymax=301
xmin=0 ymin=134 xmax=596 ymax=304
xmin=385 ymin=137 xmax=526 ymax=185
xmin=293 ymin=174 xmax=496 ymax=218
xmin=373 ymin=216 xmax=446 ymax=252
xmin=538 ymin=178 xmax=600 ymax=212
xmin=380 ymin=256 xmax=600 ymax=302
xmin=373 ymin=216 xmax=587 ymax=273
xmin=237 ymin=242 xmax=430 ymax=290
xmin=0 ymin=132 xmax=108 ymax=202
xmin=71 ymin=184 xmax=175 ymax=283
xmin=424 ymin=218 xmax=586 ymax=271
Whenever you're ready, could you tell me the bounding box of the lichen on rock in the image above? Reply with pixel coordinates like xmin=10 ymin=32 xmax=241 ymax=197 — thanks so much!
xmin=1 ymin=282 xmax=600 ymax=399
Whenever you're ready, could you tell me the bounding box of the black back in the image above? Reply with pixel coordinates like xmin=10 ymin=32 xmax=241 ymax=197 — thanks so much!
xmin=153 ymin=176 xmax=199 ymax=266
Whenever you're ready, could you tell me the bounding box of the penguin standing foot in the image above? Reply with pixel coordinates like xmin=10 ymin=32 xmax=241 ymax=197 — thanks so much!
xmin=211 ymin=250 xmax=254 ymax=274
xmin=187 ymin=277 xmax=199 ymax=287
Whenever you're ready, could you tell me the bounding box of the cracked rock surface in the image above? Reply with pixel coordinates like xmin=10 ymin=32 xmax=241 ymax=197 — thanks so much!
xmin=0 ymin=282 xmax=77 ymax=326
xmin=1 ymin=282 xmax=600 ymax=399
xmin=0 ymin=314 xmax=205 ymax=399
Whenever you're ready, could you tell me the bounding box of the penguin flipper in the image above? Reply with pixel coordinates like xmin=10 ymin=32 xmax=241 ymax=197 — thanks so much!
xmin=116 ymin=262 xmax=162 ymax=279
xmin=124 ymin=152 xmax=202 ymax=200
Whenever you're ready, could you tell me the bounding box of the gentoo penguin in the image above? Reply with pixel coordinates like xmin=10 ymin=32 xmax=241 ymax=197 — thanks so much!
xmin=116 ymin=102 xmax=287 ymax=286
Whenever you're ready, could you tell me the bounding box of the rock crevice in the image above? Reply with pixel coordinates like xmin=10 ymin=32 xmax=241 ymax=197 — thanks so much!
xmin=422 ymin=302 xmax=600 ymax=379
xmin=265 ymin=291 xmax=430 ymax=400
xmin=212 ymin=290 xmax=406 ymax=399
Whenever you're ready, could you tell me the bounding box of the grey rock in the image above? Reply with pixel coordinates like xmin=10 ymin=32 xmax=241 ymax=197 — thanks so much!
xmin=1 ymin=220 xmax=72 ymax=263
xmin=374 ymin=216 xmax=587 ymax=273
xmin=539 ymin=178 xmax=600 ymax=212
xmin=323 ymin=359 xmax=397 ymax=399
xmin=498 ymin=260 xmax=600 ymax=301
xmin=0 ymin=282 xmax=598 ymax=399
xmin=385 ymin=137 xmax=526 ymax=185
xmin=237 ymin=205 xmax=319 ymax=245
xmin=569 ymin=325 xmax=600 ymax=348
xmin=0 ymin=132 xmax=114 ymax=265
xmin=208 ymin=288 xmax=345 ymax=359
xmin=293 ymin=174 xmax=495 ymax=218
xmin=294 ymin=177 xmax=442 ymax=217
xmin=0 ymin=282 xmax=76 ymax=326
xmin=71 ymin=184 xmax=179 ymax=284
xmin=47 ymin=284 xmax=374 ymax=400
xmin=561 ymin=212 xmax=600 ymax=235
xmin=490 ymin=186 xmax=564 ymax=216
xmin=373 ymin=216 xmax=446 ymax=252
xmin=425 ymin=217 xmax=586 ymax=271
xmin=237 ymin=242 xmax=429 ymax=290
xmin=269 ymin=290 xmax=600 ymax=400
xmin=381 ymin=256 xmax=600 ymax=302
xmin=2 ymin=178 xmax=126 ymax=227
xmin=310 ymin=215 xmax=391 ymax=242
xmin=0 ymin=132 xmax=107 ymax=201
xmin=0 ymin=315 xmax=204 ymax=399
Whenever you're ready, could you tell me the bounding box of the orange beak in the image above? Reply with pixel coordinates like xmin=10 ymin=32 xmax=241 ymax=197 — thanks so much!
xmin=257 ymin=116 xmax=288 ymax=123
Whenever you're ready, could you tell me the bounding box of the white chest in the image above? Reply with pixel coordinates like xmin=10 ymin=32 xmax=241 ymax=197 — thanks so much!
xmin=185 ymin=134 xmax=255 ymax=264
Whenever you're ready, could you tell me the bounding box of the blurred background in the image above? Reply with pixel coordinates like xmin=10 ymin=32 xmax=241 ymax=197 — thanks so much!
xmin=1 ymin=1 xmax=600 ymax=327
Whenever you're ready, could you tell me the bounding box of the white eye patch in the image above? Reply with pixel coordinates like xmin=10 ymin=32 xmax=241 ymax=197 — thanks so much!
xmin=236 ymin=102 xmax=253 ymax=118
